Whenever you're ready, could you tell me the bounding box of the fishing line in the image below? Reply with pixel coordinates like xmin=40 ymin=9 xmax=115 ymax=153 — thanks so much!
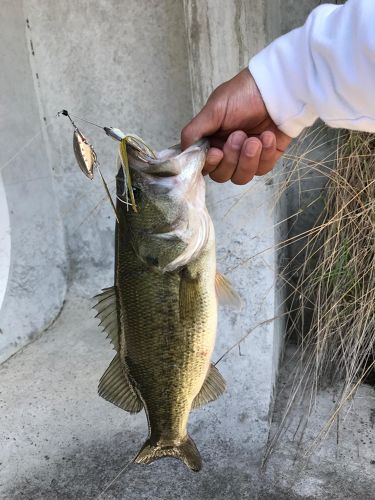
xmin=96 ymin=163 xmax=119 ymax=223
xmin=0 ymin=109 xmax=121 ymax=233
xmin=96 ymin=453 xmax=137 ymax=499
xmin=214 ymin=315 xmax=278 ymax=366
xmin=58 ymin=109 xmax=120 ymax=222
xmin=116 ymin=195 xmax=132 ymax=207
xmin=58 ymin=109 xmax=159 ymax=217
xmin=0 ymin=118 xmax=56 ymax=174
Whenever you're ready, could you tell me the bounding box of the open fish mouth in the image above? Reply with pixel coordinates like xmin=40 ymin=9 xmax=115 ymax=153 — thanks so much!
xmin=126 ymin=139 xmax=209 ymax=176
xmin=116 ymin=138 xmax=209 ymax=213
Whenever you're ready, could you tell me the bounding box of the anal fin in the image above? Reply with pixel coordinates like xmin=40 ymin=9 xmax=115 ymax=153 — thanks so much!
xmin=192 ymin=363 xmax=226 ymax=409
xmin=98 ymin=354 xmax=143 ymax=414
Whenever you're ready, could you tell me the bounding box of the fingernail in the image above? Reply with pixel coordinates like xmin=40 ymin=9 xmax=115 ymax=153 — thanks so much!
xmin=206 ymin=150 xmax=222 ymax=166
xmin=229 ymin=132 xmax=244 ymax=149
xmin=262 ymin=134 xmax=273 ymax=148
xmin=245 ymin=140 xmax=260 ymax=157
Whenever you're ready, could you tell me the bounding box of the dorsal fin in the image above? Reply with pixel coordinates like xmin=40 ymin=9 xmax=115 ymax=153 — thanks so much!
xmin=192 ymin=363 xmax=226 ymax=409
xmin=98 ymin=354 xmax=143 ymax=414
xmin=93 ymin=286 xmax=120 ymax=350
xmin=215 ymin=272 xmax=241 ymax=309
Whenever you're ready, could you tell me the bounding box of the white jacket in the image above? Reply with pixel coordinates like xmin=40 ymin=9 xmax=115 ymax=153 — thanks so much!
xmin=249 ymin=0 xmax=375 ymax=138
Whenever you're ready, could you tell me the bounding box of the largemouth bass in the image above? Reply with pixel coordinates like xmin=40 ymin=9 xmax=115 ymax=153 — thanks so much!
xmin=94 ymin=139 xmax=239 ymax=471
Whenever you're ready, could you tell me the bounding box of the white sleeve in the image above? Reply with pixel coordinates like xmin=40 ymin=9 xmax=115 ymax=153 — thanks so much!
xmin=249 ymin=0 xmax=375 ymax=138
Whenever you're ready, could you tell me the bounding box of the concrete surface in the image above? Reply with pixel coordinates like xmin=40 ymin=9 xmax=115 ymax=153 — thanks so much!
xmin=0 ymin=0 xmax=67 ymax=363
xmin=264 ymin=347 xmax=375 ymax=500
xmin=1 ymin=299 xmax=373 ymax=499
xmin=0 ymin=294 xmax=272 ymax=499
xmin=0 ymin=0 xmax=327 ymax=364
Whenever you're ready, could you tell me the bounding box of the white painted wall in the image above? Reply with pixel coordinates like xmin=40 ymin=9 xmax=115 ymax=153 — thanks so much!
xmin=0 ymin=175 xmax=10 ymax=310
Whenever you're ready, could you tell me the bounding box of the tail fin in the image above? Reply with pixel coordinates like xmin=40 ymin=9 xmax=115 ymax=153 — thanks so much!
xmin=134 ymin=435 xmax=202 ymax=472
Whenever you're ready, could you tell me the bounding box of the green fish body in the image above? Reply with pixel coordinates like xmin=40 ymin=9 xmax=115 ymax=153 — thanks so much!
xmin=94 ymin=140 xmax=237 ymax=471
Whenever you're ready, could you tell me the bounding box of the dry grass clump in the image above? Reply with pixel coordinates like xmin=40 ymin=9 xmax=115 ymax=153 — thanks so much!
xmin=266 ymin=130 xmax=375 ymax=459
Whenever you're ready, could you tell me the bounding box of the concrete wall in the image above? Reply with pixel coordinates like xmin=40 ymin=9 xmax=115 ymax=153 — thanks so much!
xmin=183 ymin=0 xmax=288 ymax=458
xmin=0 ymin=0 xmax=193 ymax=360
xmin=22 ymin=0 xmax=193 ymax=294
xmin=0 ymin=0 xmax=67 ymax=363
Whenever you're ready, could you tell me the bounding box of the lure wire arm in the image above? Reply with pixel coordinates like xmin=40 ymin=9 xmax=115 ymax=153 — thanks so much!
xmin=58 ymin=109 xmax=158 ymax=217
xmin=57 ymin=109 xmax=104 ymax=130
xmin=58 ymin=109 xmax=120 ymax=223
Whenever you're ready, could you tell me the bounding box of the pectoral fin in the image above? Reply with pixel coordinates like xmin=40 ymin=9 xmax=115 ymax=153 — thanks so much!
xmin=179 ymin=268 xmax=200 ymax=320
xmin=215 ymin=272 xmax=241 ymax=309
xmin=98 ymin=354 xmax=143 ymax=413
xmin=192 ymin=363 xmax=226 ymax=409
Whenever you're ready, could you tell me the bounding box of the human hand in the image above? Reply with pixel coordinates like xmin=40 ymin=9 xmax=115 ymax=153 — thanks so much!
xmin=181 ymin=68 xmax=292 ymax=184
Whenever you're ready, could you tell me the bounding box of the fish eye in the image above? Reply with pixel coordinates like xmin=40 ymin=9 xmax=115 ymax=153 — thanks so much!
xmin=132 ymin=186 xmax=142 ymax=202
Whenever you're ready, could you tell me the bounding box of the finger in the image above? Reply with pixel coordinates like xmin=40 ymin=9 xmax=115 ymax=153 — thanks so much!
xmin=209 ymin=131 xmax=247 ymax=183
xmin=275 ymin=130 xmax=293 ymax=154
xmin=181 ymin=103 xmax=220 ymax=150
xmin=256 ymin=131 xmax=277 ymax=175
xmin=231 ymin=137 xmax=262 ymax=185
xmin=202 ymin=148 xmax=223 ymax=175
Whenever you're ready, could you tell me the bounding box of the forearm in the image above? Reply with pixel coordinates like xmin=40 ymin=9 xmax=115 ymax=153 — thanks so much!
xmin=250 ymin=0 xmax=375 ymax=137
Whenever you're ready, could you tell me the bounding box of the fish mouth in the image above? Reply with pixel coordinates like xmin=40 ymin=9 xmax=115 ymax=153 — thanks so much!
xmin=126 ymin=139 xmax=209 ymax=177
xmin=115 ymin=138 xmax=212 ymax=272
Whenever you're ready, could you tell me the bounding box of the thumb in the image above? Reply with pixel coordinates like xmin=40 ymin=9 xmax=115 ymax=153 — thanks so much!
xmin=181 ymin=103 xmax=220 ymax=150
